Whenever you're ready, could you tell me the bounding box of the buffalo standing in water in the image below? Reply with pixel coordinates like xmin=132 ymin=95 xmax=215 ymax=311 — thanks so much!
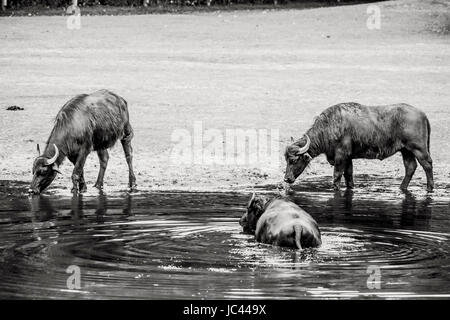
xmin=30 ymin=90 xmax=137 ymax=195
xmin=284 ymin=103 xmax=433 ymax=192
xmin=240 ymin=194 xmax=322 ymax=249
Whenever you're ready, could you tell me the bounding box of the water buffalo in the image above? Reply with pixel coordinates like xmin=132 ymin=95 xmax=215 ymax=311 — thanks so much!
xmin=284 ymin=102 xmax=433 ymax=192
xmin=240 ymin=193 xmax=322 ymax=249
xmin=30 ymin=89 xmax=137 ymax=195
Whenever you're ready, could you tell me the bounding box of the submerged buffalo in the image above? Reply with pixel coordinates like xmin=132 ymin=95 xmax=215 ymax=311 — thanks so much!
xmin=240 ymin=194 xmax=322 ymax=249
xmin=284 ymin=102 xmax=433 ymax=192
xmin=30 ymin=89 xmax=137 ymax=195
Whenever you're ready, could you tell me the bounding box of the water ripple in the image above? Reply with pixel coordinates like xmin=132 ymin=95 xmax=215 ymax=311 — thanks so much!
xmin=0 ymin=180 xmax=449 ymax=299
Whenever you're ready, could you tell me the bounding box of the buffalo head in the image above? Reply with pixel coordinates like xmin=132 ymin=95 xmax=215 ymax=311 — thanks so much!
xmin=240 ymin=193 xmax=270 ymax=234
xmin=284 ymin=135 xmax=312 ymax=184
xmin=29 ymin=144 xmax=61 ymax=195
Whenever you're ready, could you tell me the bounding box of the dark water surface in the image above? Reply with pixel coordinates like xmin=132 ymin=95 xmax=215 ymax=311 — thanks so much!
xmin=0 ymin=176 xmax=449 ymax=299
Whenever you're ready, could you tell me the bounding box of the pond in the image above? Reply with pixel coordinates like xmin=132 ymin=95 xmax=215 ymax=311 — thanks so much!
xmin=0 ymin=176 xmax=449 ymax=299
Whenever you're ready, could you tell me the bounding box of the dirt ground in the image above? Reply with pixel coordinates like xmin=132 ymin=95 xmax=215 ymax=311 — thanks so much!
xmin=0 ymin=0 xmax=449 ymax=193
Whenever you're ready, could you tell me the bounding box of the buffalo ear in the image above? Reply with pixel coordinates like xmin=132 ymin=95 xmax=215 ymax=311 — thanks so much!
xmin=304 ymin=153 xmax=313 ymax=161
xmin=247 ymin=192 xmax=256 ymax=208
xmin=37 ymin=144 xmax=41 ymax=156
xmin=254 ymin=198 xmax=266 ymax=216
xmin=290 ymin=137 xmax=294 ymax=143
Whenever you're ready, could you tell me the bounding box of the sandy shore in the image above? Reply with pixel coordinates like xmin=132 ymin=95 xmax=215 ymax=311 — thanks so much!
xmin=0 ymin=0 xmax=449 ymax=192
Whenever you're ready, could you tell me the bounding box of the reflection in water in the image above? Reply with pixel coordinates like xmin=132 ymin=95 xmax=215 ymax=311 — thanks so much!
xmin=328 ymin=189 xmax=354 ymax=216
xmin=123 ymin=195 xmax=133 ymax=216
xmin=29 ymin=195 xmax=56 ymax=221
xmin=290 ymin=188 xmax=434 ymax=230
xmin=29 ymin=193 xmax=133 ymax=221
xmin=71 ymin=195 xmax=84 ymax=219
xmin=400 ymin=192 xmax=433 ymax=227
xmin=0 ymin=179 xmax=449 ymax=299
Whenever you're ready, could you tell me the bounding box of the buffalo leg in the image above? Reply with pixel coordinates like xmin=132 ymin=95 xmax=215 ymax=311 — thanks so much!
xmin=71 ymin=152 xmax=88 ymax=194
xmin=400 ymin=149 xmax=417 ymax=192
xmin=79 ymin=170 xmax=87 ymax=193
xmin=94 ymin=149 xmax=109 ymax=190
xmin=344 ymin=160 xmax=354 ymax=189
xmin=333 ymin=158 xmax=346 ymax=191
xmin=68 ymin=155 xmax=86 ymax=193
xmin=333 ymin=166 xmax=344 ymax=191
xmin=411 ymin=148 xmax=434 ymax=192
xmin=121 ymin=136 xmax=137 ymax=189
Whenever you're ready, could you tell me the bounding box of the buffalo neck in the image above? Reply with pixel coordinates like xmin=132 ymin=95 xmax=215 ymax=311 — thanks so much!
xmin=304 ymin=127 xmax=322 ymax=158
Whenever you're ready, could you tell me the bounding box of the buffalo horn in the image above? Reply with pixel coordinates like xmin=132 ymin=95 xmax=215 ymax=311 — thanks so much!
xmin=297 ymin=135 xmax=311 ymax=154
xmin=44 ymin=144 xmax=59 ymax=165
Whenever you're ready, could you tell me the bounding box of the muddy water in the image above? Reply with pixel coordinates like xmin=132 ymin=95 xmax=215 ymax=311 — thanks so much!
xmin=0 ymin=176 xmax=449 ymax=299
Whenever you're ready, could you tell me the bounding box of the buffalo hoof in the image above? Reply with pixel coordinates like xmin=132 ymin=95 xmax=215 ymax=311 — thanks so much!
xmin=94 ymin=183 xmax=104 ymax=190
xmin=79 ymin=185 xmax=87 ymax=193
xmin=333 ymin=185 xmax=341 ymax=192
xmin=400 ymin=185 xmax=409 ymax=193
xmin=344 ymin=189 xmax=354 ymax=197
xmin=71 ymin=188 xmax=78 ymax=194
xmin=427 ymin=187 xmax=434 ymax=193
xmin=128 ymin=180 xmax=137 ymax=191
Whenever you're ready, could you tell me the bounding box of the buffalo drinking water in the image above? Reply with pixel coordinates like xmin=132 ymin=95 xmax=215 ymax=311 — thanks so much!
xmin=29 ymin=89 xmax=137 ymax=195
xmin=284 ymin=102 xmax=433 ymax=192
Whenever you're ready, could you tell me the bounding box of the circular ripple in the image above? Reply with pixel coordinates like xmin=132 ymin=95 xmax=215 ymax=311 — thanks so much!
xmin=1 ymin=193 xmax=450 ymax=299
